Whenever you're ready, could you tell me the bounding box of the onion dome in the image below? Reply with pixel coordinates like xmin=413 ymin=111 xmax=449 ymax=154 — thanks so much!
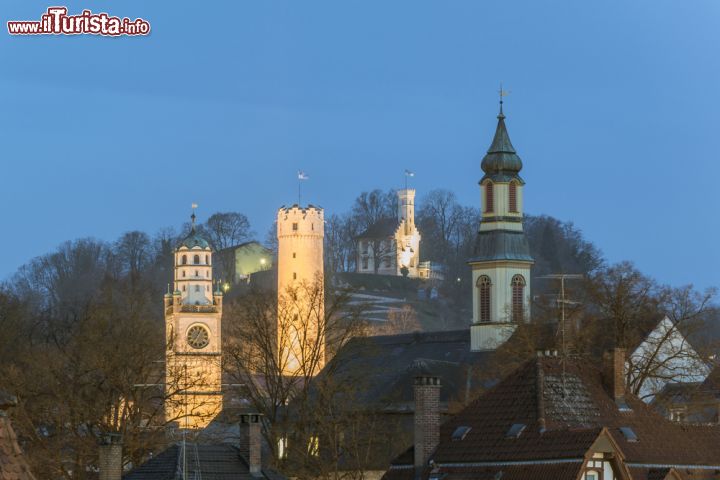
xmin=177 ymin=210 xmax=211 ymax=250
xmin=480 ymin=106 xmax=524 ymax=184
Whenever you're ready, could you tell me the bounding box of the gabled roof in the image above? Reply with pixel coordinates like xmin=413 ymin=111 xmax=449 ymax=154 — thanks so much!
xmin=123 ymin=443 xmax=285 ymax=480
xmin=383 ymin=356 xmax=720 ymax=480
xmin=356 ymin=218 xmax=400 ymax=240
xmin=318 ymin=330 xmax=495 ymax=409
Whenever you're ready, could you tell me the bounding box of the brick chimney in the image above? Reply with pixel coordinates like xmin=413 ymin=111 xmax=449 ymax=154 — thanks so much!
xmin=238 ymin=413 xmax=262 ymax=476
xmin=603 ymin=348 xmax=626 ymax=401
xmin=98 ymin=433 xmax=122 ymax=480
xmin=414 ymin=374 xmax=441 ymax=471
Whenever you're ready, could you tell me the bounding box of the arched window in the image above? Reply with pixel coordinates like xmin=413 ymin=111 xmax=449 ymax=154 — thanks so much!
xmin=193 ymin=254 xmax=200 ymax=265
xmin=509 ymin=182 xmax=518 ymax=213
xmin=477 ymin=275 xmax=491 ymax=322
xmin=205 ymin=255 xmax=209 ymax=264
xmin=485 ymin=182 xmax=494 ymax=213
xmin=511 ymin=275 xmax=526 ymax=322
xmin=181 ymin=255 xmax=187 ymax=265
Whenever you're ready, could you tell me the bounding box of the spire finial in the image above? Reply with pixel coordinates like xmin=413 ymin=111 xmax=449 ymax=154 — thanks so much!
xmin=498 ymin=83 xmax=510 ymax=118
xmin=190 ymin=203 xmax=198 ymax=232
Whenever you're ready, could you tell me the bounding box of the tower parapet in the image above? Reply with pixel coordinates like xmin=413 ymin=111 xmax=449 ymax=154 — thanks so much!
xmin=276 ymin=204 xmax=325 ymax=376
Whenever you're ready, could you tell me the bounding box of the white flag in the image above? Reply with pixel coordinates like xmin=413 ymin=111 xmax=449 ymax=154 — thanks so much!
xmin=404 ymin=169 xmax=415 ymax=177
xmin=298 ymin=171 xmax=309 ymax=180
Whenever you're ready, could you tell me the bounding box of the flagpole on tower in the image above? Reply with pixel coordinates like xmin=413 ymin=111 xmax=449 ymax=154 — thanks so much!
xmin=297 ymin=171 xmax=309 ymax=206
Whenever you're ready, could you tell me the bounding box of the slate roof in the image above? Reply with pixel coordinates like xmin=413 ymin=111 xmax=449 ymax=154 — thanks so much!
xmin=468 ymin=229 xmax=534 ymax=263
xmin=0 ymin=392 xmax=36 ymax=480
xmin=321 ymin=330 xmax=495 ymax=409
xmin=383 ymin=356 xmax=720 ymax=480
xmin=480 ymin=111 xmax=524 ymax=184
xmin=123 ymin=443 xmax=285 ymax=480
xmin=356 ymin=218 xmax=400 ymax=240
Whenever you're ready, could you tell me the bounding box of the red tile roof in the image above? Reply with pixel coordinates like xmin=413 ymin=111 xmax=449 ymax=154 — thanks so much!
xmin=383 ymin=355 xmax=720 ymax=480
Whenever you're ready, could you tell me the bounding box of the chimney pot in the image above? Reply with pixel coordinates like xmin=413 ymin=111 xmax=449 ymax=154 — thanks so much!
xmin=238 ymin=413 xmax=262 ymax=476
xmin=414 ymin=374 xmax=441 ymax=472
xmin=99 ymin=433 xmax=122 ymax=480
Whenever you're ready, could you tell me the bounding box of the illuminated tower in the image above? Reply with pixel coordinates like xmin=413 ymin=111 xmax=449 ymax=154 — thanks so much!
xmin=164 ymin=209 xmax=223 ymax=429
xmin=396 ymin=188 xmax=421 ymax=277
xmin=276 ymin=204 xmax=325 ymax=376
xmin=468 ymin=100 xmax=534 ymax=351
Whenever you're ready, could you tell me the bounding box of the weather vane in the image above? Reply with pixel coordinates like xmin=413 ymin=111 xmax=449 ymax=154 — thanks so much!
xmin=498 ymin=83 xmax=510 ymax=115
xmin=191 ymin=202 xmax=198 ymax=231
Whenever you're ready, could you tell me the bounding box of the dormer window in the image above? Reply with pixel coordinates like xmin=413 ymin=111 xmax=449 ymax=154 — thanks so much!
xmin=485 ymin=182 xmax=494 ymax=213
xmin=509 ymin=181 xmax=518 ymax=213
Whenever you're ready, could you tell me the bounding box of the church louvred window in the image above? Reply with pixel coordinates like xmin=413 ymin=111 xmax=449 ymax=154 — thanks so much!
xmin=509 ymin=182 xmax=518 ymax=212
xmin=512 ymin=274 xmax=525 ymax=322
xmin=477 ymin=276 xmax=491 ymax=322
xmin=485 ymin=182 xmax=494 ymax=213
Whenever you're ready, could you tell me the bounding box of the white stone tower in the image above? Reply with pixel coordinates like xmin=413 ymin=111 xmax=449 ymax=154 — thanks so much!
xmin=164 ymin=210 xmax=223 ymax=429
xmin=468 ymin=102 xmax=534 ymax=351
xmin=276 ymin=204 xmax=325 ymax=376
xmin=396 ymin=189 xmax=421 ymax=277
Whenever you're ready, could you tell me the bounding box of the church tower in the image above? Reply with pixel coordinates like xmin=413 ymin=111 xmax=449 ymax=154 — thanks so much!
xmin=468 ymin=101 xmax=534 ymax=351
xmin=276 ymin=204 xmax=325 ymax=376
xmin=165 ymin=210 xmax=223 ymax=429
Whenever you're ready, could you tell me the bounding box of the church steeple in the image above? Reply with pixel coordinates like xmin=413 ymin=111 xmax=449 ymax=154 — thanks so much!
xmin=480 ymin=108 xmax=524 ymax=184
xmin=468 ymin=99 xmax=534 ymax=352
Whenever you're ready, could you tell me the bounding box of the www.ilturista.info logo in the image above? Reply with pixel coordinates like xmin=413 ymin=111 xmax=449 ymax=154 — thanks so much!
xmin=8 ymin=7 xmax=150 ymax=36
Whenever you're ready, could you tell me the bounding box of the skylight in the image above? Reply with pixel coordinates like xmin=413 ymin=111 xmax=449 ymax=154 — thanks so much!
xmin=451 ymin=426 xmax=471 ymax=441
xmin=619 ymin=426 xmax=638 ymax=442
xmin=505 ymin=423 xmax=526 ymax=438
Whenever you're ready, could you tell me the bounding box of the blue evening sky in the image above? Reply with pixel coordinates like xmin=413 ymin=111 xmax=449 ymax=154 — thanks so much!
xmin=1 ymin=1 xmax=718 ymax=290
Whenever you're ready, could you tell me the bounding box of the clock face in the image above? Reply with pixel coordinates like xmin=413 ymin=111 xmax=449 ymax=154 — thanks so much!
xmin=186 ymin=325 xmax=210 ymax=349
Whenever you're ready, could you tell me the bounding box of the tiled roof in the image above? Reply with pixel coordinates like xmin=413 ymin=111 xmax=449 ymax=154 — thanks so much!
xmin=123 ymin=443 xmax=285 ymax=480
xmin=383 ymin=356 xmax=720 ymax=480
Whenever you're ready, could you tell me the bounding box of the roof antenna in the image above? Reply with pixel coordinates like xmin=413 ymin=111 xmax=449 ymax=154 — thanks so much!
xmin=190 ymin=203 xmax=198 ymax=233
xmin=498 ymin=83 xmax=510 ymax=118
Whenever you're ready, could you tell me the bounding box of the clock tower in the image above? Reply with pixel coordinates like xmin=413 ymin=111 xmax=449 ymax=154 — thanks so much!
xmin=164 ymin=210 xmax=223 ymax=429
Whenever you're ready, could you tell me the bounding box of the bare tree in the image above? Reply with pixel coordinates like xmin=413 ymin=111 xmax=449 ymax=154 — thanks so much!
xmin=223 ymin=279 xmax=377 ymax=478
xmin=202 ymin=212 xmax=253 ymax=251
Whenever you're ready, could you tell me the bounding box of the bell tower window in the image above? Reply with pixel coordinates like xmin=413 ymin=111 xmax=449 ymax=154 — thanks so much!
xmin=193 ymin=254 xmax=200 ymax=265
xmin=511 ymin=275 xmax=525 ymax=322
xmin=181 ymin=255 xmax=187 ymax=265
xmin=509 ymin=182 xmax=518 ymax=213
xmin=485 ymin=182 xmax=494 ymax=213
xmin=477 ymin=276 xmax=491 ymax=322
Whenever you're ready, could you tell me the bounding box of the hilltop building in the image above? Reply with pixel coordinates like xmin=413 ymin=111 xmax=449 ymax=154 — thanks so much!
xmin=164 ymin=211 xmax=224 ymax=429
xmin=356 ymin=189 xmax=423 ymax=278
xmin=469 ymin=102 xmax=534 ymax=351
xmin=276 ymin=204 xmax=325 ymax=376
xmin=215 ymin=241 xmax=274 ymax=285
